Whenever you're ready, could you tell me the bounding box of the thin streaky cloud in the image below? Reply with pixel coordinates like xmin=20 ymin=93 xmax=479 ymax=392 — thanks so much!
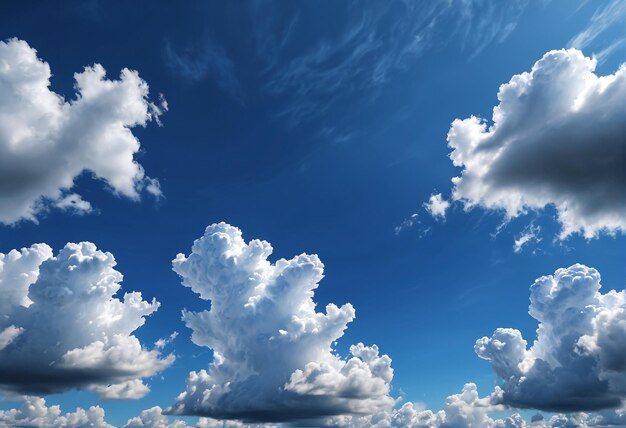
xmin=594 ymin=37 xmax=626 ymax=64
xmin=164 ymin=38 xmax=244 ymax=103
xmin=569 ymin=0 xmax=626 ymax=50
xmin=165 ymin=2 xmax=534 ymax=132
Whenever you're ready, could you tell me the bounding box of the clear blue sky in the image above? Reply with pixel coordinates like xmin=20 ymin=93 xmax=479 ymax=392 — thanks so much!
xmin=0 ymin=1 xmax=624 ymax=426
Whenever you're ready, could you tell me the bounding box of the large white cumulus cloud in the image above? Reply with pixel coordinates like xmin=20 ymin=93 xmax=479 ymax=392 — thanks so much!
xmin=447 ymin=48 xmax=626 ymax=238
xmin=0 ymin=242 xmax=174 ymax=398
xmin=168 ymin=223 xmax=395 ymax=422
xmin=0 ymin=38 xmax=165 ymax=224
xmin=476 ymin=264 xmax=626 ymax=411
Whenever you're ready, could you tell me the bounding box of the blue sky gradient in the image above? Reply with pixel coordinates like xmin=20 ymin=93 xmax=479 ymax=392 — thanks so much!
xmin=0 ymin=1 xmax=625 ymax=426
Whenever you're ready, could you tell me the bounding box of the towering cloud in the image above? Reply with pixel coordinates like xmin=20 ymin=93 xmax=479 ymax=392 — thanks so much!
xmin=446 ymin=49 xmax=626 ymax=238
xmin=0 ymin=242 xmax=174 ymax=398
xmin=476 ymin=264 xmax=626 ymax=411
xmin=168 ymin=223 xmax=394 ymax=422
xmin=0 ymin=38 xmax=165 ymax=224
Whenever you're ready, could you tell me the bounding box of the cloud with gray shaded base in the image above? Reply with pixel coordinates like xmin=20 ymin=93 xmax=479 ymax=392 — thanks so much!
xmin=0 ymin=396 xmax=113 ymax=428
xmin=0 ymin=38 xmax=165 ymax=225
xmin=8 ymin=390 xmax=626 ymax=428
xmin=477 ymin=264 xmax=626 ymax=412
xmin=167 ymin=223 xmax=394 ymax=423
xmin=0 ymin=242 xmax=174 ymax=398
xmin=447 ymin=48 xmax=626 ymax=239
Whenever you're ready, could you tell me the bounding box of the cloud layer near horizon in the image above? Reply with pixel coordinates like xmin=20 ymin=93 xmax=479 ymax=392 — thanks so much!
xmin=0 ymin=242 xmax=174 ymax=398
xmin=0 ymin=397 xmax=113 ymax=428
xmin=447 ymin=48 xmax=626 ymax=239
xmin=0 ymin=38 xmax=164 ymax=224
xmin=167 ymin=223 xmax=394 ymax=423
xmin=7 ymin=387 xmax=626 ymax=428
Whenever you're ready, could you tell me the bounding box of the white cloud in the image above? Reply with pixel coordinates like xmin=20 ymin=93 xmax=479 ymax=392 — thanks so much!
xmin=394 ymin=213 xmax=419 ymax=235
xmin=124 ymin=406 xmax=171 ymax=428
xmin=284 ymin=342 xmax=393 ymax=413
xmin=593 ymin=38 xmax=626 ymax=66
xmin=260 ymin=1 xmax=531 ymax=97
xmin=164 ymin=38 xmax=243 ymax=102
xmin=476 ymin=264 xmax=626 ymax=411
xmin=251 ymin=1 xmax=530 ymax=129
xmin=513 ymin=224 xmax=541 ymax=254
xmin=0 ymin=400 xmax=279 ymax=428
xmin=0 ymin=243 xmax=52 ymax=313
xmin=0 ymin=242 xmax=174 ymax=398
xmin=124 ymin=406 xmax=278 ymax=428
xmin=54 ymin=193 xmax=93 ymax=215
xmin=446 ymin=49 xmax=626 ymax=239
xmin=91 ymin=379 xmax=151 ymax=400
xmin=0 ymin=325 xmax=23 ymax=351
xmin=424 ymin=193 xmax=449 ymax=221
xmin=569 ymin=0 xmax=626 ymax=55
xmin=589 ymin=405 xmax=626 ymax=427
xmin=0 ymin=396 xmax=113 ymax=428
xmin=167 ymin=223 xmax=395 ymax=423
xmin=325 ymin=384 xmax=626 ymax=428
xmin=155 ymin=331 xmax=179 ymax=350
xmin=0 ymin=38 xmax=165 ymax=224
xmin=323 ymin=383 xmax=528 ymax=428
xmin=195 ymin=422 xmax=275 ymax=428
xmin=124 ymin=406 xmax=192 ymax=428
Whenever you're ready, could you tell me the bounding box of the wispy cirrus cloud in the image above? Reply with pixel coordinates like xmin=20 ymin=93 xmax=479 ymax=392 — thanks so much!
xmin=513 ymin=223 xmax=542 ymax=254
xmin=569 ymin=0 xmax=626 ymax=59
xmin=455 ymin=0 xmax=530 ymax=58
xmin=166 ymin=1 xmax=533 ymax=132
xmin=164 ymin=37 xmax=244 ymax=102
xmin=255 ymin=0 xmax=532 ymax=129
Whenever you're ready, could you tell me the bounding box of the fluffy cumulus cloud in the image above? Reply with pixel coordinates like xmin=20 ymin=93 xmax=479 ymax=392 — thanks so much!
xmin=325 ymin=383 xmax=546 ymax=428
xmin=325 ymin=384 xmax=626 ymax=428
xmin=124 ymin=406 xmax=278 ymax=428
xmin=0 ymin=38 xmax=165 ymax=224
xmin=424 ymin=193 xmax=450 ymax=221
xmin=0 ymin=399 xmax=281 ymax=428
xmin=476 ymin=264 xmax=626 ymax=412
xmin=447 ymin=48 xmax=626 ymax=239
xmin=0 ymin=242 xmax=174 ymax=398
xmin=124 ymin=406 xmax=192 ymax=428
xmin=5 ymin=393 xmax=626 ymax=428
xmin=167 ymin=223 xmax=395 ymax=423
xmin=0 ymin=396 xmax=113 ymax=428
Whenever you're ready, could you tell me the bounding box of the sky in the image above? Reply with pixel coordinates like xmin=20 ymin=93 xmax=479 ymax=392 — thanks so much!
xmin=0 ymin=1 xmax=625 ymax=427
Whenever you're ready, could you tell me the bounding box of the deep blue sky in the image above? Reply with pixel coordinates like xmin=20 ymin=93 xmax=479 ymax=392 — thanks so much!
xmin=0 ymin=1 xmax=624 ymax=425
